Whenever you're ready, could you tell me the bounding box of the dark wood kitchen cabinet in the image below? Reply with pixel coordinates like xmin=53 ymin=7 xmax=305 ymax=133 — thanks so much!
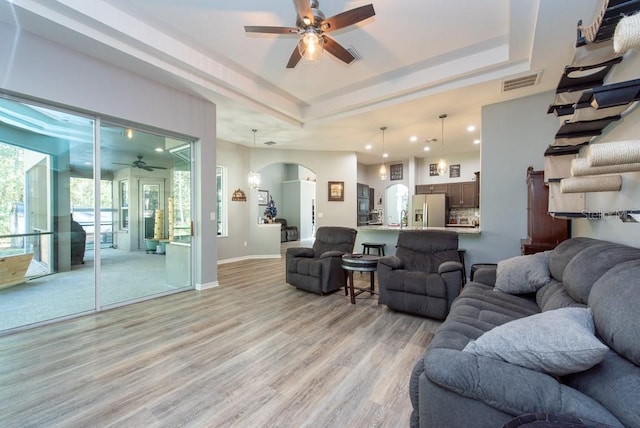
xmin=522 ymin=167 xmax=570 ymax=255
xmin=447 ymin=181 xmax=478 ymax=208
xmin=415 ymin=184 xmax=447 ymax=194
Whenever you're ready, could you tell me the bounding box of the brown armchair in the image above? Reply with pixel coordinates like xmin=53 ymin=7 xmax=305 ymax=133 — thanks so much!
xmin=286 ymin=226 xmax=357 ymax=295
xmin=378 ymin=230 xmax=463 ymax=320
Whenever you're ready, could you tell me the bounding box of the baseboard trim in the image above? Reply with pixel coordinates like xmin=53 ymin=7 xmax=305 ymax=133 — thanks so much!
xmin=218 ymin=254 xmax=281 ymax=265
xmin=196 ymin=281 xmax=219 ymax=290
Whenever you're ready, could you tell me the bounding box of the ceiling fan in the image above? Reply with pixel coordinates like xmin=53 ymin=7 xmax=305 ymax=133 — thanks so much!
xmin=114 ymin=155 xmax=167 ymax=172
xmin=244 ymin=0 xmax=375 ymax=68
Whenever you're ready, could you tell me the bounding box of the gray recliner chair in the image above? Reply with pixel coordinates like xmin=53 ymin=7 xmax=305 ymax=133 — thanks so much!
xmin=286 ymin=226 xmax=357 ymax=295
xmin=378 ymin=230 xmax=463 ymax=320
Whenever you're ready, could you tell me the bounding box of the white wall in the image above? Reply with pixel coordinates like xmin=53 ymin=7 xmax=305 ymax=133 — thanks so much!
xmin=471 ymin=91 xmax=559 ymax=266
xmin=0 ymin=22 xmax=218 ymax=287
xmin=417 ymin=152 xmax=481 ymax=184
xmin=216 ymin=140 xmax=251 ymax=261
xmin=572 ymin=49 xmax=640 ymax=245
xmin=217 ymin=141 xmax=357 ymax=261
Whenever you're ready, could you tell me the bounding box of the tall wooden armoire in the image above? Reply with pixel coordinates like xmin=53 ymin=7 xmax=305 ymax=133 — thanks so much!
xmin=522 ymin=167 xmax=570 ymax=255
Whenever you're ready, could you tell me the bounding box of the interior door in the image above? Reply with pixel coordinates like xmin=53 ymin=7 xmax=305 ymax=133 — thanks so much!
xmin=139 ymin=179 xmax=165 ymax=249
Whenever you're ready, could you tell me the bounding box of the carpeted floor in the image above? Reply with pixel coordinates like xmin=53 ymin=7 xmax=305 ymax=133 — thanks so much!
xmin=0 ymin=248 xmax=186 ymax=332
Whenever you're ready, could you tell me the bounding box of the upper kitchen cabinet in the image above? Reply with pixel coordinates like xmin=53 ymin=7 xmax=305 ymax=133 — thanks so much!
xmin=415 ymin=184 xmax=448 ymax=194
xmin=357 ymin=182 xmax=369 ymax=198
xmin=447 ymin=181 xmax=478 ymax=208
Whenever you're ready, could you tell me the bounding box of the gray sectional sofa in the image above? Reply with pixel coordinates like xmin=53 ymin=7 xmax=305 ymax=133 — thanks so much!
xmin=410 ymin=237 xmax=640 ymax=428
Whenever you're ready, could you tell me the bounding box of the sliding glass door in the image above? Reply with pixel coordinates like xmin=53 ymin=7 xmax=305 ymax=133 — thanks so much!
xmin=0 ymin=98 xmax=97 ymax=330
xmin=0 ymin=96 xmax=195 ymax=333
xmin=99 ymin=123 xmax=193 ymax=307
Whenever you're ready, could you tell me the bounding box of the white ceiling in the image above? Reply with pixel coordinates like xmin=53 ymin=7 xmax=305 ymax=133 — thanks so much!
xmin=1 ymin=0 xmax=601 ymax=165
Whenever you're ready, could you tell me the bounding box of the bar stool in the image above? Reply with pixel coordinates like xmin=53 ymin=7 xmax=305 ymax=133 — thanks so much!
xmin=362 ymin=242 xmax=386 ymax=256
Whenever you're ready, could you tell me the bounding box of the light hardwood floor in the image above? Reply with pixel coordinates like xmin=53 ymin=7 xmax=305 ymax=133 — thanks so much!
xmin=0 ymin=256 xmax=440 ymax=427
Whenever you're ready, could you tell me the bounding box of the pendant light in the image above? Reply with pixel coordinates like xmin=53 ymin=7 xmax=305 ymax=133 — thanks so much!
xmin=378 ymin=126 xmax=388 ymax=180
xmin=248 ymin=129 xmax=261 ymax=189
xmin=437 ymin=114 xmax=448 ymax=176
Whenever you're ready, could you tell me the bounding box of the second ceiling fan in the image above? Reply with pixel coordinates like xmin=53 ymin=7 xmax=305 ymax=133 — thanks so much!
xmin=244 ymin=0 xmax=375 ymax=68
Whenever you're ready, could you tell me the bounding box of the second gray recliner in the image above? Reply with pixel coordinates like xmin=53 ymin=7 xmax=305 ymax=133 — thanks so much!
xmin=378 ymin=230 xmax=463 ymax=320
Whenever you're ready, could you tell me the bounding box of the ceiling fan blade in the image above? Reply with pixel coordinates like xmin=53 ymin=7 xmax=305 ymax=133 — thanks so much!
xmin=322 ymin=36 xmax=355 ymax=64
xmin=286 ymin=41 xmax=303 ymax=68
xmin=244 ymin=26 xmax=299 ymax=35
xmin=293 ymin=0 xmax=314 ymax=25
xmin=113 ymin=162 xmax=133 ymax=166
xmin=146 ymin=165 xmax=167 ymax=170
xmin=321 ymin=4 xmax=375 ymax=33
xmin=142 ymin=166 xmax=154 ymax=172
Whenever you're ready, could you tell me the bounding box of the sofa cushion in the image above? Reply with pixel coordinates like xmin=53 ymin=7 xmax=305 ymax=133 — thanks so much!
xmin=589 ymin=259 xmax=640 ymax=366
xmin=428 ymin=283 xmax=539 ymax=352
xmin=495 ymin=251 xmax=551 ymax=294
xmin=562 ymin=242 xmax=640 ymax=304
xmin=563 ymin=351 xmax=640 ymax=428
xmin=548 ymin=237 xmax=600 ymax=282
xmin=463 ymin=307 xmax=609 ymax=376
xmin=535 ymin=279 xmax=585 ymax=312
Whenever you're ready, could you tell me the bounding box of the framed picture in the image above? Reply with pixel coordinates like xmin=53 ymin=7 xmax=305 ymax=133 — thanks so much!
xmin=429 ymin=163 xmax=439 ymax=176
xmin=257 ymin=189 xmax=269 ymax=205
xmin=449 ymin=164 xmax=461 ymax=178
xmin=328 ymin=181 xmax=344 ymax=201
xmin=390 ymin=163 xmax=403 ymax=180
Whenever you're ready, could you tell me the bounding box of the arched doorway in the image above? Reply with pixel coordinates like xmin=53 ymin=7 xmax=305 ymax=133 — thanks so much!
xmin=385 ymin=183 xmax=409 ymax=226
xmin=258 ymin=163 xmax=317 ymax=240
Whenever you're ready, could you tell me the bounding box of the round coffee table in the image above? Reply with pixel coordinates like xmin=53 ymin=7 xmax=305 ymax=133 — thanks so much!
xmin=341 ymin=254 xmax=379 ymax=304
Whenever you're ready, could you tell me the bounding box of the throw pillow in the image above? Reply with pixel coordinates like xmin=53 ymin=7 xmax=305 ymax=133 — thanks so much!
xmin=462 ymin=307 xmax=609 ymax=376
xmin=495 ymin=251 xmax=552 ymax=294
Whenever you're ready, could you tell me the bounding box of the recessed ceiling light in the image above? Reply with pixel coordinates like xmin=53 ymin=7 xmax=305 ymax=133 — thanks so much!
xmin=474 ymin=139 xmax=481 ymax=145
xmin=383 ymin=153 xmax=389 ymax=158
xmin=423 ymin=146 xmax=430 ymax=152
xmin=410 ymin=136 xmax=418 ymax=142
xmin=155 ymin=147 xmax=164 ymax=152
xmin=365 ymin=144 xmax=372 ymax=150
xmin=467 ymin=125 xmax=476 ymax=132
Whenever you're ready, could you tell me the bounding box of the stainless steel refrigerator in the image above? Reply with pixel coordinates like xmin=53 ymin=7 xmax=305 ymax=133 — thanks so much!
xmin=411 ymin=194 xmax=448 ymax=228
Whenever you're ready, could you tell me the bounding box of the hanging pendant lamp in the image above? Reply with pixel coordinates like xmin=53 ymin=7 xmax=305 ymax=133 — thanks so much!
xmin=379 ymin=126 xmax=388 ymax=180
xmin=248 ymin=129 xmax=261 ymax=189
xmin=437 ymin=114 xmax=448 ymax=176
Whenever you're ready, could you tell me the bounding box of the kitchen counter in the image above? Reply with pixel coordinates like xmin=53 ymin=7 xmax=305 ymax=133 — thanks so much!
xmin=358 ymin=225 xmax=481 ymax=234
xmin=355 ymin=225 xmax=481 ymax=274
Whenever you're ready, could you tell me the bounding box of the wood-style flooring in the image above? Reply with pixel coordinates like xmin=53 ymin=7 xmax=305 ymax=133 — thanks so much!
xmin=0 ymin=257 xmax=440 ymax=427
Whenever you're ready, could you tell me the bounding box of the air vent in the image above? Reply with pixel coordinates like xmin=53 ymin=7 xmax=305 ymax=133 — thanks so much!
xmin=264 ymin=141 xmax=276 ymax=146
xmin=346 ymin=47 xmax=362 ymax=62
xmin=501 ymin=72 xmax=542 ymax=92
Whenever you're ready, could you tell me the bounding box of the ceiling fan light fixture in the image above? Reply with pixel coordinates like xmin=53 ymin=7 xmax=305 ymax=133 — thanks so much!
xmin=300 ymin=28 xmax=324 ymax=62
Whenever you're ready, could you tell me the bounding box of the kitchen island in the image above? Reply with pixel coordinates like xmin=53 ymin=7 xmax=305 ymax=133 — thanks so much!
xmin=355 ymin=225 xmax=481 ymax=279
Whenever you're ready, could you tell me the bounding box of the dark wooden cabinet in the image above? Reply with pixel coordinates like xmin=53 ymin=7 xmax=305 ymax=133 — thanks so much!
xmin=522 ymin=167 xmax=570 ymax=255
xmin=357 ymin=183 xmax=369 ymax=198
xmin=447 ymin=182 xmax=477 ymax=208
xmin=357 ymin=183 xmax=370 ymax=226
xmin=415 ymin=184 xmax=447 ymax=194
